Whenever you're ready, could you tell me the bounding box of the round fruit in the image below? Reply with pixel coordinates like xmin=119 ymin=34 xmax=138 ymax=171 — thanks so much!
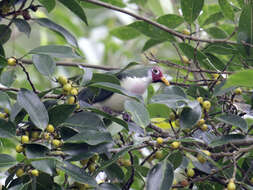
xmin=171 ymin=141 xmax=180 ymax=149
xmin=44 ymin=133 xmax=50 ymax=140
xmin=67 ymin=96 xmax=75 ymax=104
xmin=201 ymin=124 xmax=208 ymax=131
xmin=182 ymin=55 xmax=190 ymax=64
xmin=7 ymin=57 xmax=16 ymax=66
xmin=227 ymin=180 xmax=236 ymax=190
xmin=156 ymin=137 xmax=164 ymax=145
xmin=212 ymin=73 xmax=219 ymax=79
xmin=197 ymin=118 xmax=205 ymax=126
xmin=182 ymin=29 xmax=190 ymax=35
xmin=175 ymin=119 xmax=180 ymax=127
xmin=16 ymin=144 xmax=24 ymax=153
xmin=234 ymin=88 xmax=242 ymax=95
xmin=80 ymin=159 xmax=89 ymax=166
xmin=58 ymin=76 xmax=68 ymax=85
xmin=46 ymin=124 xmax=55 ymax=133
xmin=203 ymin=100 xmax=211 ymax=110
xmin=31 ymin=169 xmax=39 ymax=177
xmin=202 ymin=150 xmax=211 ymax=157
xmin=123 ymin=159 xmax=131 ymax=167
xmin=70 ymin=88 xmax=78 ymax=96
xmin=197 ymin=154 xmax=206 ymax=164
xmin=31 ymin=131 xmax=40 ymax=139
xmin=21 ymin=135 xmax=29 ymax=144
xmin=88 ymin=163 xmax=96 ymax=172
xmin=250 ymin=177 xmax=253 ymax=184
xmin=91 ymin=154 xmax=99 ymax=162
xmin=52 ymin=139 xmax=61 ymax=147
xmin=181 ymin=179 xmax=189 ymax=187
xmin=169 ymin=112 xmax=176 ymax=121
xmin=155 ymin=150 xmax=163 ymax=159
xmin=197 ymin=97 xmax=203 ymax=104
xmin=0 ymin=112 xmax=6 ymax=119
xmin=187 ymin=168 xmax=195 ymax=177
xmin=16 ymin=168 xmax=24 ymax=177
xmin=63 ymin=83 xmax=72 ymax=92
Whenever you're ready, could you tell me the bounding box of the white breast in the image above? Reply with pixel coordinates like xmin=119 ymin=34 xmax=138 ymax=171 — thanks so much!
xmin=94 ymin=76 xmax=151 ymax=112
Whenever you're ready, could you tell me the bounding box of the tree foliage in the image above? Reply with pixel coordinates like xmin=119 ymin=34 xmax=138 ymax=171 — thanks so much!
xmin=0 ymin=0 xmax=253 ymax=189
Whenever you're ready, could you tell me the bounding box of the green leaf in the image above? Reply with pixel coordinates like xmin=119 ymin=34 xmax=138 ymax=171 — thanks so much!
xmin=89 ymin=73 xmax=120 ymax=85
xmin=17 ymin=89 xmax=49 ymax=130
xmin=0 ymin=25 xmax=11 ymax=45
xmin=0 ymin=55 xmax=7 ymax=69
xmin=180 ymin=101 xmax=202 ymax=128
xmin=129 ymin=21 xmax=175 ymax=41
xmin=35 ymin=18 xmax=78 ymax=47
xmin=210 ymin=134 xmax=246 ymax=147
xmin=115 ymin=62 xmax=139 ymax=75
xmin=48 ymin=104 xmax=76 ymax=127
xmin=213 ymin=80 xmax=237 ymax=97
xmin=89 ymin=82 xmax=139 ymax=100
xmin=99 ymin=183 xmax=120 ymax=190
xmin=218 ymin=0 xmax=235 ymax=21
xmin=0 ymin=119 xmax=16 ymax=138
xmin=0 ymin=69 xmax=16 ymax=87
xmin=205 ymin=27 xmax=228 ymax=39
xmin=168 ymin=151 xmax=183 ymax=169
xmin=181 ymin=0 xmax=204 ymax=23
xmin=13 ymin=19 xmax=31 ymax=38
xmin=224 ymin=69 xmax=253 ymax=88
xmin=142 ymin=39 xmax=164 ymax=51
xmin=163 ymin=86 xmax=187 ymax=98
xmin=0 ymin=154 xmax=16 ymax=168
xmin=157 ymin=14 xmax=184 ymax=28
xmin=0 ymin=91 xmax=11 ymax=110
xmin=57 ymin=161 xmax=97 ymax=186
xmin=66 ymin=130 xmax=112 ymax=145
xmin=147 ymin=103 xmax=171 ymax=118
xmin=202 ymin=12 xmax=224 ymax=26
xmin=179 ymin=43 xmax=207 ymax=61
xmin=0 ymin=46 xmax=4 ymax=57
xmin=110 ymin=26 xmax=140 ymax=40
xmin=25 ymin=143 xmax=55 ymax=175
xmin=32 ymin=54 xmax=56 ymax=76
xmin=237 ymin=6 xmax=253 ymax=57
xmin=29 ymin=45 xmax=80 ymax=58
xmin=125 ymin=100 xmax=150 ymax=128
xmin=146 ymin=160 xmax=174 ymax=190
xmin=203 ymin=43 xmax=236 ymax=55
xmin=58 ymin=0 xmax=88 ymax=25
xmin=38 ymin=0 xmax=56 ymax=12
xmin=205 ymin=53 xmax=226 ymax=71
xmin=216 ymin=113 xmax=248 ymax=132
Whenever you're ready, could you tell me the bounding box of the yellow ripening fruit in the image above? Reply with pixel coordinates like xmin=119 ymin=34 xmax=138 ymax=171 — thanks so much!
xmin=122 ymin=159 xmax=131 ymax=167
xmin=197 ymin=97 xmax=203 ymax=104
xmin=52 ymin=139 xmax=61 ymax=147
xmin=175 ymin=119 xmax=180 ymax=127
xmin=67 ymin=96 xmax=75 ymax=104
xmin=80 ymin=159 xmax=89 ymax=166
xmin=156 ymin=137 xmax=164 ymax=145
xmin=7 ymin=57 xmax=16 ymax=66
xmin=4 ymin=108 xmax=9 ymax=114
xmin=182 ymin=29 xmax=190 ymax=35
xmin=16 ymin=144 xmax=24 ymax=153
xmin=155 ymin=150 xmax=163 ymax=159
xmin=202 ymin=150 xmax=211 ymax=157
xmin=197 ymin=154 xmax=206 ymax=164
xmin=182 ymin=55 xmax=190 ymax=64
xmin=250 ymin=177 xmax=253 ymax=184
xmin=70 ymin=88 xmax=78 ymax=96
xmin=0 ymin=112 xmax=6 ymax=119
xmin=169 ymin=112 xmax=176 ymax=121
xmin=201 ymin=124 xmax=208 ymax=131
xmin=58 ymin=76 xmax=68 ymax=85
xmin=21 ymin=135 xmax=29 ymax=144
xmin=187 ymin=168 xmax=195 ymax=177
xmin=197 ymin=118 xmax=205 ymax=126
xmin=234 ymin=88 xmax=242 ymax=95
xmin=203 ymin=101 xmax=211 ymax=110
xmin=171 ymin=141 xmax=181 ymax=149
xmin=212 ymin=73 xmax=219 ymax=79
xmin=44 ymin=132 xmax=50 ymax=140
xmin=88 ymin=163 xmax=96 ymax=172
xmin=46 ymin=124 xmax=55 ymax=133
xmin=63 ymin=83 xmax=72 ymax=92
xmin=31 ymin=131 xmax=40 ymax=139
xmin=227 ymin=180 xmax=236 ymax=190
xmin=91 ymin=154 xmax=99 ymax=162
xmin=31 ymin=169 xmax=39 ymax=177
xmin=16 ymin=168 xmax=24 ymax=177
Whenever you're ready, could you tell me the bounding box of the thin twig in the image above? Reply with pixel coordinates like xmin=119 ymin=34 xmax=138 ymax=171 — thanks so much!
xmin=18 ymin=62 xmax=37 ymax=93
